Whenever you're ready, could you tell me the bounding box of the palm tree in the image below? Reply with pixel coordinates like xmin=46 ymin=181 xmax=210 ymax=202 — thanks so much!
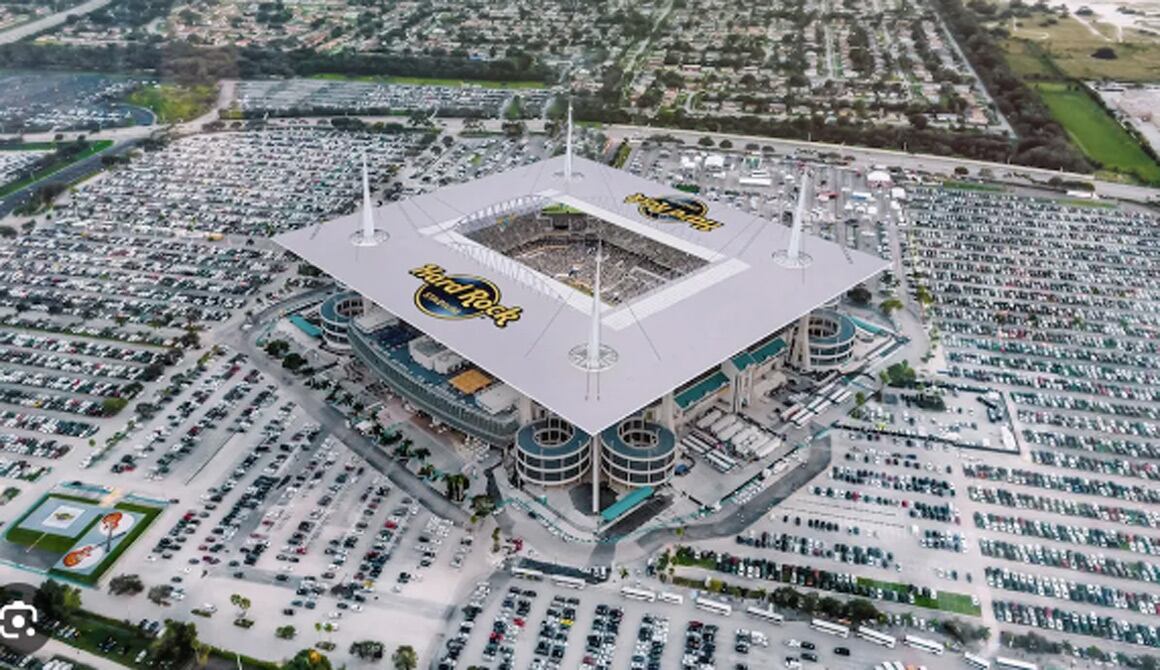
xmin=391 ymin=645 xmax=417 ymax=670
xmin=229 ymin=593 xmax=251 ymax=619
xmin=443 ymin=473 xmax=469 ymax=502
xmin=412 ymin=447 xmax=431 ymax=461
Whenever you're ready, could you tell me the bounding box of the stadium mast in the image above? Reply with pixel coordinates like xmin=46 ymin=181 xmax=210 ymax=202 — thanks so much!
xmin=351 ymin=156 xmax=388 ymax=247
xmin=773 ymin=168 xmax=814 ymax=268
xmin=568 ymin=241 xmax=618 ymax=381
xmin=564 ymin=100 xmax=574 ymax=181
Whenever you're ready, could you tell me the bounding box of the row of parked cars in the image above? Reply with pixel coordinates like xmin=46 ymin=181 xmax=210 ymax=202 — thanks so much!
xmin=978 ymin=537 xmax=1160 ymax=584
xmin=985 ymin=566 xmax=1160 ymax=615
xmin=992 ymin=600 xmax=1160 ymax=648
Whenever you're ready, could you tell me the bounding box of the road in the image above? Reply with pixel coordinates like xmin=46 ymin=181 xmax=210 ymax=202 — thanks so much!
xmin=0 ymin=138 xmax=138 ymax=217
xmin=0 ymin=0 xmax=112 ymax=44
xmin=602 ymin=124 xmax=1160 ymax=202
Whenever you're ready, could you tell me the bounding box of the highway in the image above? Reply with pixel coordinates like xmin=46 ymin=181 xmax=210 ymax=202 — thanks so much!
xmin=0 ymin=0 xmax=113 ymax=44
xmin=602 ymin=124 xmax=1160 ymax=202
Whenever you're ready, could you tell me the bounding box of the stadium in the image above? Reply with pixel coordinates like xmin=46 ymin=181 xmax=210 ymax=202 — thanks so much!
xmin=281 ymin=140 xmax=887 ymax=522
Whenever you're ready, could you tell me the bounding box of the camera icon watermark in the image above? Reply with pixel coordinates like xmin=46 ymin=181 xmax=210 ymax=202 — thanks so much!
xmin=0 ymin=583 xmax=48 ymax=655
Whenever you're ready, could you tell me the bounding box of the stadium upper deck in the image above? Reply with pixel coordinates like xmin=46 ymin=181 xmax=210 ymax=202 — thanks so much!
xmin=275 ymin=155 xmax=886 ymax=435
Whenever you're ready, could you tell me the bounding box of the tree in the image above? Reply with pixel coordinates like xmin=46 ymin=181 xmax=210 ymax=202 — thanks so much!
xmin=846 ymin=285 xmax=872 ymax=305
xmin=148 ymin=584 xmax=174 ymax=605
xmin=230 ymin=593 xmax=252 ymax=619
xmin=443 ymin=472 xmax=469 ymax=502
xmin=282 ymin=353 xmax=307 ymax=371
xmin=34 ymin=579 xmax=81 ymax=622
xmin=101 ymin=397 xmax=129 ymax=416
xmin=109 ymin=574 xmax=144 ymax=596
xmin=845 ymin=598 xmax=883 ymax=626
xmin=391 ymin=645 xmax=418 ymax=670
xmin=470 ymin=494 xmax=496 ymax=517
xmin=879 ymin=297 xmax=903 ymax=316
xmin=151 ymin=620 xmax=199 ymax=667
xmin=315 ymin=621 xmax=337 ymax=642
xmin=697 ymin=136 xmax=715 ymax=147
xmin=283 ymin=649 xmax=333 ymax=670
xmin=350 ymin=641 xmax=384 ymax=660
xmin=264 ymin=339 xmax=290 ymax=357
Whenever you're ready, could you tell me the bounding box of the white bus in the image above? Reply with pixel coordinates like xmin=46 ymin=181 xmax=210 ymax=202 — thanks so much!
xmin=904 ymin=634 xmax=945 ymax=655
xmin=658 ymin=592 xmax=684 ymax=605
xmin=810 ymin=619 xmax=850 ymax=638
xmin=995 ymin=658 xmax=1037 ymax=670
xmin=745 ymin=606 xmax=784 ymax=625
xmin=964 ymin=652 xmax=992 ymax=669
xmin=511 ymin=567 xmax=544 ymax=581
xmin=620 ymin=586 xmax=657 ymax=603
xmin=551 ymin=575 xmax=587 ymax=590
xmin=856 ymin=626 xmax=897 ymax=649
xmin=694 ymin=597 xmax=732 ymax=617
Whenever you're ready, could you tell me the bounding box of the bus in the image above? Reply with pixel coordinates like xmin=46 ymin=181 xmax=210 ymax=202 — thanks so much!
xmin=904 ymin=634 xmax=945 ymax=655
xmin=745 ymin=606 xmax=784 ymax=625
xmin=551 ymin=575 xmax=587 ymax=590
xmin=964 ymin=652 xmax=992 ymax=670
xmin=658 ymin=592 xmax=684 ymax=605
xmin=995 ymin=658 xmax=1037 ymax=670
xmin=511 ymin=567 xmax=544 ymax=581
xmin=856 ymin=626 xmax=897 ymax=649
xmin=694 ymin=597 xmax=732 ymax=617
xmin=620 ymin=586 xmax=657 ymax=603
xmin=810 ymin=619 xmax=850 ymax=638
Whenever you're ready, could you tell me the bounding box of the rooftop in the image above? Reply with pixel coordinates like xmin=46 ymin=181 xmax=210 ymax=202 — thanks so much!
xmin=275 ymin=154 xmax=886 ymax=434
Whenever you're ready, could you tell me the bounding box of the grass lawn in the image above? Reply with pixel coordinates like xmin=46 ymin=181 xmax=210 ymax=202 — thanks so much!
xmin=1000 ymin=38 xmax=1056 ymax=78
xmin=0 ymin=141 xmax=59 ymax=152
xmin=856 ymin=577 xmax=982 ymax=617
xmin=1001 ymin=13 xmax=1160 ymax=80
xmin=1033 ymin=81 xmax=1160 ymax=184
xmin=941 ymin=180 xmax=1003 ymax=192
xmin=4 ymin=493 xmax=102 ymax=552
xmin=127 ymin=83 xmax=218 ymax=123
xmin=309 ymin=72 xmax=545 ymax=89
xmin=66 ymin=610 xmax=154 ymax=668
xmin=56 ymin=608 xmax=278 ymax=670
xmin=0 ymin=140 xmax=114 ymax=197
xmin=1062 ymin=198 xmax=1116 ymax=209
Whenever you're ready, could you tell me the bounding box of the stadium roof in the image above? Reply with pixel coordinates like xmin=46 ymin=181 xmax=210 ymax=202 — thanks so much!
xmin=276 ymin=155 xmax=887 ymax=435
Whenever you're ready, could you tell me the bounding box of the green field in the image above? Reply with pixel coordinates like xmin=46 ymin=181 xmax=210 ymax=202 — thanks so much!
xmin=941 ymin=180 xmax=1004 ymax=192
xmin=4 ymin=493 xmax=102 ymax=552
xmin=856 ymin=577 xmax=982 ymax=616
xmin=127 ymin=83 xmax=218 ymax=123
xmin=0 ymin=142 xmax=59 ymax=152
xmin=310 ymin=73 xmax=545 ymax=89
xmin=1033 ymin=82 xmax=1160 ymax=184
xmin=0 ymin=140 xmax=114 ymax=198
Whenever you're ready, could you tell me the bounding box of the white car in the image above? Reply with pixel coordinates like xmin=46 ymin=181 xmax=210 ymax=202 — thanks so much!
xmin=786 ymin=639 xmax=801 ymax=648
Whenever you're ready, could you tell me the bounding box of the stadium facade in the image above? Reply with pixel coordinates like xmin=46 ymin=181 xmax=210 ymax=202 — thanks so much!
xmin=278 ymin=150 xmax=886 ymax=511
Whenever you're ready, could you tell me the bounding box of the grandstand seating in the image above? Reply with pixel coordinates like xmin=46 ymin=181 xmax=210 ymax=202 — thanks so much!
xmin=463 ymin=212 xmax=706 ymax=305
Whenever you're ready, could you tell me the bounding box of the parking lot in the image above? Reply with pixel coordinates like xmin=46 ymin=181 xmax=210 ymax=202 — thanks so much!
xmin=437 ymin=575 xmax=985 ymax=670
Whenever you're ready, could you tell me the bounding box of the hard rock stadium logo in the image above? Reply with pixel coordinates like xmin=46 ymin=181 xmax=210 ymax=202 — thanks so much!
xmin=409 ymin=264 xmax=523 ymax=328
xmin=624 ymin=193 xmax=723 ymax=232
